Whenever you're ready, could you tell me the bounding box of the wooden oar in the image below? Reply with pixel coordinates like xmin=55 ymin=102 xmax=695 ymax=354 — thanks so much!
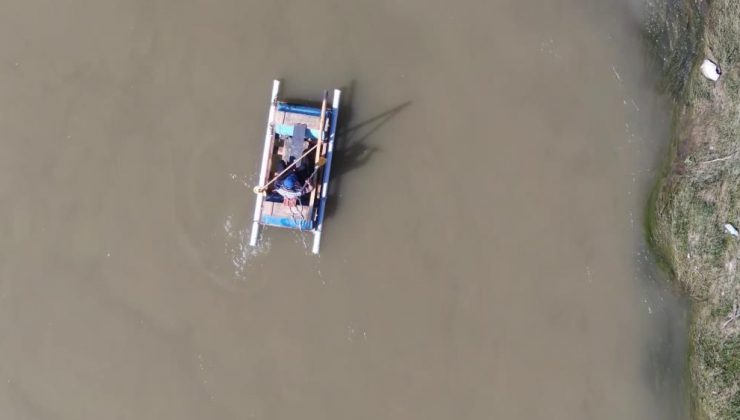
xmin=253 ymin=143 xmax=323 ymax=194
xmin=308 ymin=92 xmax=328 ymax=210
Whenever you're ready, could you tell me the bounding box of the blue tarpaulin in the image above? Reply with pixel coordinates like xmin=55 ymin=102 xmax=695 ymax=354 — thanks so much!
xmin=275 ymin=124 xmax=321 ymax=139
xmin=261 ymin=215 xmax=313 ymax=230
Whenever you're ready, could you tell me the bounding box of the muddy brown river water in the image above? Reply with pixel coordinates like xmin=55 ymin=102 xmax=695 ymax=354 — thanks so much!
xmin=0 ymin=0 xmax=689 ymax=419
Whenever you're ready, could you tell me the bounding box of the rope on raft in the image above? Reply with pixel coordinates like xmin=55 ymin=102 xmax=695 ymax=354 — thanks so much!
xmin=284 ymin=197 xmax=307 ymax=230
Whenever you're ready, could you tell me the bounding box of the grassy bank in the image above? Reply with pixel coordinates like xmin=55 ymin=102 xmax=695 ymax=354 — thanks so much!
xmin=645 ymin=0 xmax=740 ymax=418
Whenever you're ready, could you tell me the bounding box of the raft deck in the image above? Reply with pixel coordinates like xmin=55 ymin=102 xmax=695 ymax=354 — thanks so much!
xmin=249 ymin=81 xmax=341 ymax=254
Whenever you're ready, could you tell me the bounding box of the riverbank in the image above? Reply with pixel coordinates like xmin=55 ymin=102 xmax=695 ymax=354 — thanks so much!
xmin=646 ymin=0 xmax=740 ymax=418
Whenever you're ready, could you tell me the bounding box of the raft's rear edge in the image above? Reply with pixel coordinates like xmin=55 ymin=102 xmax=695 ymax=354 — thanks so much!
xmin=312 ymin=89 xmax=341 ymax=255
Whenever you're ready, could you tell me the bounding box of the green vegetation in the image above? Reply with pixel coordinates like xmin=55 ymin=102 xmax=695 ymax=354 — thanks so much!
xmin=645 ymin=0 xmax=740 ymax=418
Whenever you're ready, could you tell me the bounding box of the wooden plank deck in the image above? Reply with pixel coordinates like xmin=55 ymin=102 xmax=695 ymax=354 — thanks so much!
xmin=274 ymin=110 xmax=322 ymax=131
xmin=262 ymin=201 xmax=311 ymax=220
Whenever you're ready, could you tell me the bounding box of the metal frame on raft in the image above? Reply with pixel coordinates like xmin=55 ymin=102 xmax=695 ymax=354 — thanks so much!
xmin=249 ymin=80 xmax=280 ymax=249
xmin=248 ymin=80 xmax=341 ymax=254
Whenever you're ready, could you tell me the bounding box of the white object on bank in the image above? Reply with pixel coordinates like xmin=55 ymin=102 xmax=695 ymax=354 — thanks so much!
xmin=701 ymin=59 xmax=721 ymax=81
xmin=725 ymin=223 xmax=739 ymax=237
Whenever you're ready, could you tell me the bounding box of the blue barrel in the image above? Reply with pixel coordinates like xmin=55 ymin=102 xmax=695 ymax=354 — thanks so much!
xmin=278 ymin=103 xmax=324 ymax=117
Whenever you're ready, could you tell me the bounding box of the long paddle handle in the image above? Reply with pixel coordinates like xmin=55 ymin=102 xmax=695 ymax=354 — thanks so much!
xmin=309 ymin=92 xmax=329 ymax=210
xmin=253 ymin=143 xmax=320 ymax=194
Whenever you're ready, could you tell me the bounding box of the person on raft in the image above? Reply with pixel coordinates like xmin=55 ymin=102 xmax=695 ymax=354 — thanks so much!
xmin=275 ymin=172 xmax=314 ymax=200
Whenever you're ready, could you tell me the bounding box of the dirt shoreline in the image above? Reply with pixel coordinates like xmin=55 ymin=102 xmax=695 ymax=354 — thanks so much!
xmin=645 ymin=0 xmax=740 ymax=418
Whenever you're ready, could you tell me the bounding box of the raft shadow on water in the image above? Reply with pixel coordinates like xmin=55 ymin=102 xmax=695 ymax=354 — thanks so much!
xmin=323 ymin=81 xmax=411 ymax=219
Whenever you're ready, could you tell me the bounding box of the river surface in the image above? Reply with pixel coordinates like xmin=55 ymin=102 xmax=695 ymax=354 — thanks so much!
xmin=0 ymin=0 xmax=689 ymax=419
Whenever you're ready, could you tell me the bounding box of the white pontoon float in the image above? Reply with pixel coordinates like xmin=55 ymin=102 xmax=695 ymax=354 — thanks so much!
xmin=249 ymin=80 xmax=341 ymax=254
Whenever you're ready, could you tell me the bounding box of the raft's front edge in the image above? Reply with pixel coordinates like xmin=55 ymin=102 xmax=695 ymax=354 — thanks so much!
xmin=249 ymin=80 xmax=280 ymax=247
